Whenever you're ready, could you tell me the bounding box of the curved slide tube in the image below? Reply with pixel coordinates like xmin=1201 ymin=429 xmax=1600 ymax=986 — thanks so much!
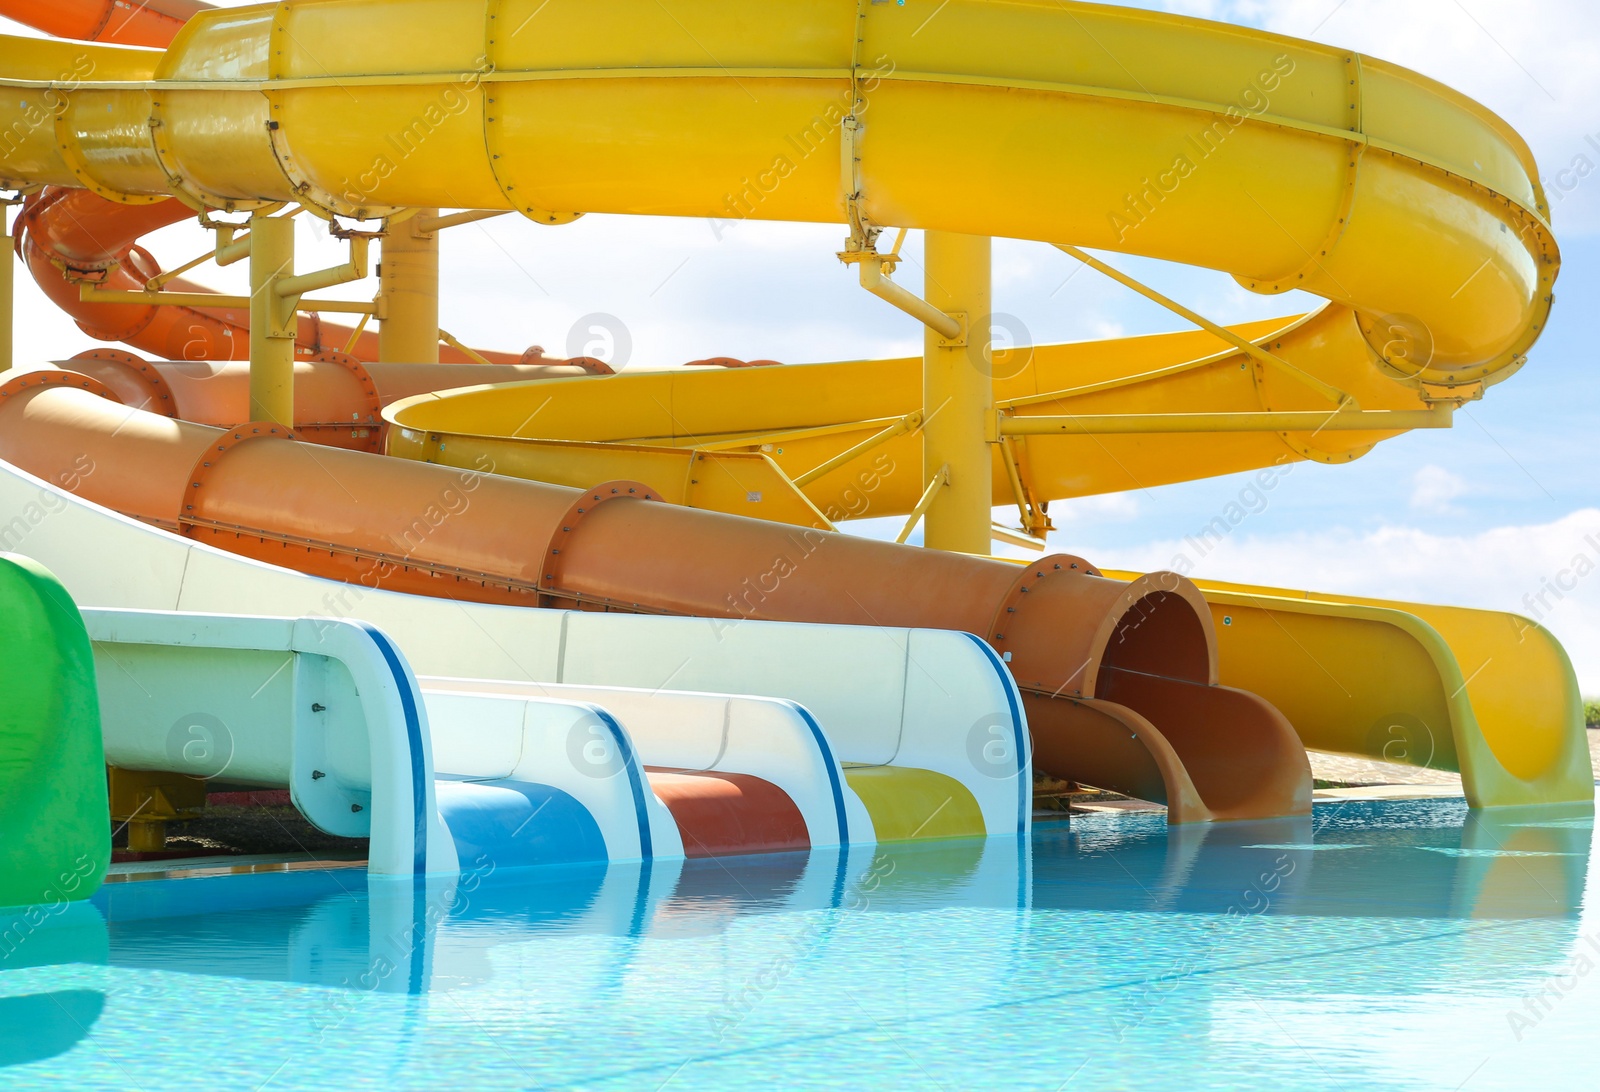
xmin=0 ymin=1 xmax=1554 ymax=386
xmin=0 ymin=375 xmax=1308 ymax=822
xmin=0 ymin=3 xmax=597 ymax=372
xmin=47 ymin=351 xmax=603 ymax=451
xmin=0 ymin=0 xmax=207 ymax=49
xmin=0 ymin=0 xmax=1566 ymax=821
xmin=428 ymin=681 xmax=865 ymax=855
xmin=0 ymin=0 xmax=1558 ymax=523
xmin=378 ymin=312 xmax=1457 ymax=530
xmin=1102 ymin=570 xmax=1594 ymax=810
xmin=0 ymin=451 xmax=1034 ymax=843
xmin=10 ymin=189 xmax=576 ymax=368
xmin=0 ymin=554 xmax=108 ymax=909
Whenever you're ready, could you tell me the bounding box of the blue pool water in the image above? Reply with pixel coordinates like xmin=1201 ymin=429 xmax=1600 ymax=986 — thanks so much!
xmin=3 ymin=797 xmax=1597 ymax=1090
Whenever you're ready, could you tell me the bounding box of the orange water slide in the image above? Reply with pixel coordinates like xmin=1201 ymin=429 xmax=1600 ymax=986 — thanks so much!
xmin=0 ymin=373 xmax=1310 ymax=823
xmin=11 ymin=173 xmax=564 ymax=366
xmin=55 ymin=349 xmax=595 ymax=449
xmin=1 ymin=0 xmax=207 ymax=48
xmin=2 ymin=0 xmax=576 ymax=369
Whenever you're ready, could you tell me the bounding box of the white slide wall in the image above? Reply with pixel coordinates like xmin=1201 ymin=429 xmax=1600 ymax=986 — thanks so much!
xmin=424 ymin=692 xmax=683 ymax=861
xmin=82 ymin=609 xmax=458 ymax=878
xmin=2 ymin=459 xmax=1029 ymax=838
xmin=424 ymin=680 xmax=868 ymax=848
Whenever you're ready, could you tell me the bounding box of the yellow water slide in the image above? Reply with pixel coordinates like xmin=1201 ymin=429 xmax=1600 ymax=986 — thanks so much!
xmin=0 ymin=1 xmax=1584 ymax=808
xmin=1106 ymin=573 xmax=1595 ymax=809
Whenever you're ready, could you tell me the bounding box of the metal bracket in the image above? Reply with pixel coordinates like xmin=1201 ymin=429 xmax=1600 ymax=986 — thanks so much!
xmin=69 ymin=349 xmax=178 ymax=418
xmin=846 ymin=241 xmax=964 ymax=341
xmin=894 ymin=464 xmax=950 ymax=544
xmin=539 ymin=480 xmax=661 ymax=608
xmin=179 ymin=422 xmax=300 ymax=534
xmin=0 ymin=368 xmax=120 ymax=407
xmin=987 ymin=555 xmax=1103 ymax=696
xmin=938 ymin=311 xmax=969 ymax=348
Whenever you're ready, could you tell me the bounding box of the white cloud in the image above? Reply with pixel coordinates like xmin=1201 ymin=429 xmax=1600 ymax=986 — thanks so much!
xmin=1174 ymin=0 xmax=1600 ymax=234
xmin=1410 ymin=464 xmax=1470 ymax=513
xmin=1101 ymin=507 xmax=1600 ymax=690
xmin=1052 ymin=493 xmax=1143 ymax=523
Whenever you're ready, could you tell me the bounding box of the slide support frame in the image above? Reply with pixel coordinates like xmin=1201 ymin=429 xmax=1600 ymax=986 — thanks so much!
xmin=923 ymin=231 xmax=992 ymax=554
xmin=248 ymin=211 xmax=297 ymax=425
xmin=379 ymin=208 xmax=441 ymax=364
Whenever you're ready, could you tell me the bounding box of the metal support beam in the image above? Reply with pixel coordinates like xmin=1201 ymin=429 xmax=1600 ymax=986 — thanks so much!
xmin=999 ymin=405 xmax=1454 ymax=435
xmin=923 ymin=231 xmax=992 ymax=554
xmin=80 ymin=286 xmax=375 ymax=315
xmin=248 ymin=212 xmax=297 ymax=425
xmin=895 ymin=465 xmax=950 ymax=544
xmin=1053 ymin=243 xmax=1356 ymax=408
xmin=1 ymin=218 xmax=12 ymax=376
xmin=413 ymin=209 xmax=509 ymax=234
xmin=991 ymin=523 xmax=1048 ymax=552
xmin=438 ymin=328 xmax=493 ymax=366
xmin=792 ymin=412 xmax=921 ymax=488
xmin=276 ymin=235 xmax=369 ymax=300
xmin=380 ymin=208 xmax=440 ymax=364
xmin=858 ymin=253 xmax=963 ymax=341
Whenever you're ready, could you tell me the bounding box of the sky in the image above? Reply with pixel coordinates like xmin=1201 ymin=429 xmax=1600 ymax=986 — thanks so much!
xmin=4 ymin=0 xmax=1598 ymax=690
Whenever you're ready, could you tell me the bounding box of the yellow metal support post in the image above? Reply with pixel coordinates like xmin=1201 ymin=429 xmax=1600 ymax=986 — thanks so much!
xmin=248 ymin=212 xmax=297 ymax=424
xmin=922 ymin=231 xmax=992 ymax=554
xmin=1 ymin=211 xmax=12 ymax=376
xmin=379 ymin=209 xmax=440 ymax=364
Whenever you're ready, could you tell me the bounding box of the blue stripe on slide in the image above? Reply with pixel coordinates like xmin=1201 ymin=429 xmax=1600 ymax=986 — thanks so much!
xmin=354 ymin=622 xmax=429 ymax=877
xmin=592 ymin=708 xmax=653 ymax=859
xmin=786 ymin=702 xmax=850 ymax=846
xmin=962 ymin=632 xmax=1030 ymax=837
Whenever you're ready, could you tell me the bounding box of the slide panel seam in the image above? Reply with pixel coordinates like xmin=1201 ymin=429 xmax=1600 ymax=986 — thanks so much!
xmin=353 ymin=621 xmax=429 ymax=878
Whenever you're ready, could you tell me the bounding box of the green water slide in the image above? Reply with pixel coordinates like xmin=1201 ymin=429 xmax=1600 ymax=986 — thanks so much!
xmin=0 ymin=554 xmax=108 ymax=910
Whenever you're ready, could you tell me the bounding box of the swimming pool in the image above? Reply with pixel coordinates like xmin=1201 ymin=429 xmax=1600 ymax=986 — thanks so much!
xmin=3 ymin=797 xmax=1595 ymax=1090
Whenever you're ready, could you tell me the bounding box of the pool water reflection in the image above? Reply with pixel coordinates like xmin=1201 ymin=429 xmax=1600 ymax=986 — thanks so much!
xmin=2 ymin=798 xmax=1595 ymax=1089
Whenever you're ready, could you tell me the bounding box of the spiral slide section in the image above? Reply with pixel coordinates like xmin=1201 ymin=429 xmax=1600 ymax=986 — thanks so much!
xmin=0 ymin=2 xmax=607 ymax=371
xmin=0 ymin=0 xmax=1572 ymax=821
xmin=0 ymin=0 xmax=1553 ymax=382
xmin=8 ymin=189 xmax=579 ymax=367
xmin=0 ymin=372 xmax=1302 ymax=823
xmin=48 ymin=351 xmax=607 ymax=452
